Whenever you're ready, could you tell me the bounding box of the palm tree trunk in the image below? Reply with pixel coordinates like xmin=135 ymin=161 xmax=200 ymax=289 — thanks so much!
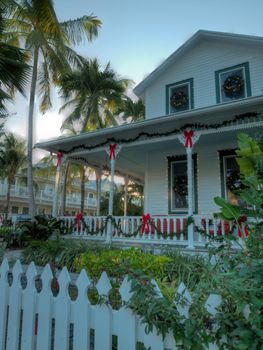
xmin=80 ymin=166 xmax=85 ymax=213
xmin=5 ymin=181 xmax=11 ymax=223
xmin=27 ymin=47 xmax=39 ymax=219
xmin=61 ymin=160 xmax=70 ymax=215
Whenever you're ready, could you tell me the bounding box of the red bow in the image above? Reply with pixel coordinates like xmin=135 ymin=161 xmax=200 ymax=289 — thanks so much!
xmin=109 ymin=144 xmax=117 ymax=160
xmin=57 ymin=151 xmax=63 ymax=167
xmin=184 ymin=130 xmax=194 ymax=148
xmin=237 ymin=215 xmax=249 ymax=238
xmin=76 ymin=213 xmax=83 ymax=230
xmin=141 ymin=213 xmax=151 ymax=234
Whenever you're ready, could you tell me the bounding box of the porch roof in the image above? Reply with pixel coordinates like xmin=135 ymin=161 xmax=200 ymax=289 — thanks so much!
xmin=35 ymin=95 xmax=263 ymax=182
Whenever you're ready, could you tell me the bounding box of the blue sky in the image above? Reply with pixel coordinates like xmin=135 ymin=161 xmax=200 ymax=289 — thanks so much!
xmin=6 ymin=0 xmax=263 ymax=150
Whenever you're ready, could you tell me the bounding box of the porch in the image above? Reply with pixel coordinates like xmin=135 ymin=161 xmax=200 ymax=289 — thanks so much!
xmin=36 ymin=98 xmax=263 ymax=250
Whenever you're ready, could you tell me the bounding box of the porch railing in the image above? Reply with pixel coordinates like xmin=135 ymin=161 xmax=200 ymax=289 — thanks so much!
xmin=59 ymin=214 xmax=240 ymax=248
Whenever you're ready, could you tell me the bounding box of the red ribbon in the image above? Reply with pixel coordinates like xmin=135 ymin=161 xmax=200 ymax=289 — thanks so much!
xmin=76 ymin=213 xmax=83 ymax=230
xmin=57 ymin=151 xmax=63 ymax=167
xmin=184 ymin=130 xmax=194 ymax=149
xmin=109 ymin=144 xmax=117 ymax=160
xmin=237 ymin=215 xmax=249 ymax=238
xmin=141 ymin=213 xmax=151 ymax=234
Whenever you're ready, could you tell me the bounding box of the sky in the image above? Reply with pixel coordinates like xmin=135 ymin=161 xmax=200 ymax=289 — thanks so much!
xmin=5 ymin=0 xmax=263 ymax=159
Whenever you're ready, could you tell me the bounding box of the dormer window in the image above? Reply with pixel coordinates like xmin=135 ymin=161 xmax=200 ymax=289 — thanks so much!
xmin=215 ymin=62 xmax=251 ymax=103
xmin=166 ymin=78 xmax=194 ymax=114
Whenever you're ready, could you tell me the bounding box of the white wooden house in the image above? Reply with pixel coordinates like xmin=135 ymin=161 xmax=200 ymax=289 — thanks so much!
xmin=36 ymin=30 xmax=263 ymax=249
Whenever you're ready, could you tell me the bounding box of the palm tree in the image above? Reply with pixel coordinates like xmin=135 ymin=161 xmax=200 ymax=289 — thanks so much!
xmin=59 ymin=58 xmax=130 ymax=132
xmin=6 ymin=0 xmax=102 ymax=218
xmin=0 ymin=133 xmax=27 ymax=221
xmin=0 ymin=2 xmax=30 ymax=118
xmin=118 ymin=97 xmax=145 ymax=123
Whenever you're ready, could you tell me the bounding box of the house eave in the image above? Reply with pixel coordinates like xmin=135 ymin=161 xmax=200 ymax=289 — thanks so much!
xmin=35 ymin=95 xmax=263 ymax=154
xmin=133 ymin=30 xmax=263 ymax=97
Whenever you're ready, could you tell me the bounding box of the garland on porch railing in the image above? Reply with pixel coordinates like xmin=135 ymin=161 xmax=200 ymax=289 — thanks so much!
xmin=63 ymin=112 xmax=260 ymax=155
xmin=66 ymin=214 xmax=192 ymax=238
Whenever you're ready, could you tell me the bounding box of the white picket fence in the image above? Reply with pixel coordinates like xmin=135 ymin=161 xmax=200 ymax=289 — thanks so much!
xmin=0 ymin=259 xmax=240 ymax=350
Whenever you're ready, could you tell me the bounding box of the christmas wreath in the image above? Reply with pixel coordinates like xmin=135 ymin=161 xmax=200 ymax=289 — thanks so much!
xmin=170 ymin=90 xmax=188 ymax=109
xmin=223 ymin=74 xmax=244 ymax=98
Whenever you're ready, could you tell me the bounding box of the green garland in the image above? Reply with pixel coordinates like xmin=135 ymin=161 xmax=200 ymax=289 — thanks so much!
xmin=63 ymin=112 xmax=259 ymax=155
xmin=69 ymin=215 xmax=192 ymax=239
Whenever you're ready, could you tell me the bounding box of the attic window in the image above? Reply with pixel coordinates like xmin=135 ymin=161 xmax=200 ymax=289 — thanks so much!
xmin=166 ymin=78 xmax=194 ymax=114
xmin=215 ymin=62 xmax=251 ymax=103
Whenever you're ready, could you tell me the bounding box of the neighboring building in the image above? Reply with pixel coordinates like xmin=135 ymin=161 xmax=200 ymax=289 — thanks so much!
xmin=36 ymin=31 xmax=263 ymax=249
xmin=0 ymin=175 xmax=97 ymax=221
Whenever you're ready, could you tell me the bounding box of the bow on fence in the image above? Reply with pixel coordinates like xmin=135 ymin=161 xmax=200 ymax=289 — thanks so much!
xmin=141 ymin=213 xmax=151 ymax=234
xmin=184 ymin=130 xmax=194 ymax=148
xmin=75 ymin=213 xmax=83 ymax=230
xmin=109 ymin=144 xmax=117 ymax=160
xmin=237 ymin=215 xmax=249 ymax=238
xmin=56 ymin=151 xmax=63 ymax=167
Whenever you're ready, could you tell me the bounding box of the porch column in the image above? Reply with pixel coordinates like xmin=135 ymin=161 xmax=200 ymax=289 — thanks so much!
xmin=95 ymin=167 xmax=102 ymax=216
xmin=105 ymin=143 xmax=121 ymax=243
xmin=52 ymin=151 xmax=63 ymax=218
xmin=179 ymin=131 xmax=200 ymax=249
xmin=124 ymin=175 xmax=129 ymax=217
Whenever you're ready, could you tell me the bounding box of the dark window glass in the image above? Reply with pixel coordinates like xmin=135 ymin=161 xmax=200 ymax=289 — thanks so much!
xmin=169 ymin=83 xmax=190 ymax=113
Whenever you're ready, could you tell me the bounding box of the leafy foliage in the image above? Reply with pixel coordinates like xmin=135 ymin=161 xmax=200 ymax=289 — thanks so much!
xmin=16 ymin=215 xmax=62 ymax=244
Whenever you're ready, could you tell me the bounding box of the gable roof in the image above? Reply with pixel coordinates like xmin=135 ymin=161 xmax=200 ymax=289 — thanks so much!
xmin=133 ymin=30 xmax=263 ymax=97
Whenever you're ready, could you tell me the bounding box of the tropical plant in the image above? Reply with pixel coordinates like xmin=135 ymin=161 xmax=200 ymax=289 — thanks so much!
xmin=59 ymin=58 xmax=130 ymax=132
xmin=0 ymin=1 xmax=30 ymax=119
xmin=0 ymin=133 xmax=27 ymax=221
xmin=6 ymin=0 xmax=101 ymax=218
xmin=16 ymin=214 xmax=63 ymax=244
xmin=100 ymin=182 xmax=143 ymax=216
xmin=118 ymin=97 xmax=145 ymax=123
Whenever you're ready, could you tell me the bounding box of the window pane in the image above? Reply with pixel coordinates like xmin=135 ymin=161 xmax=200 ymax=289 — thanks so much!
xmin=224 ymin=156 xmax=242 ymax=205
xmin=171 ymin=161 xmax=188 ymax=210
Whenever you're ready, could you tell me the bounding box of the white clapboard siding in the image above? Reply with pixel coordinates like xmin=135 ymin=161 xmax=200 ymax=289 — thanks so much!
xmin=145 ymin=39 xmax=263 ymax=119
xmin=0 ymin=259 xmax=250 ymax=350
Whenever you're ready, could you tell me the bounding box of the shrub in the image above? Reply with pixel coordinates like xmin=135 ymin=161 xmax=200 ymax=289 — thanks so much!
xmin=74 ymin=248 xmax=173 ymax=280
xmin=22 ymin=239 xmax=93 ymax=271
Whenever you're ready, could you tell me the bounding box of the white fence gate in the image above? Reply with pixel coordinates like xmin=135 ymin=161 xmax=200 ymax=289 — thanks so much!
xmin=0 ymin=259 xmax=225 ymax=350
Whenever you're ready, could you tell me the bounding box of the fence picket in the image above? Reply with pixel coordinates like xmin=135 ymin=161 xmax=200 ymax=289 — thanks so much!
xmin=115 ymin=277 xmax=136 ymax=350
xmin=73 ymin=269 xmax=91 ymax=350
xmin=54 ymin=267 xmax=71 ymax=350
xmin=0 ymin=259 xmax=9 ymax=350
xmin=21 ymin=262 xmax=38 ymax=350
xmin=94 ymin=272 xmax=112 ymax=350
xmin=36 ymin=264 xmax=53 ymax=350
xmin=6 ymin=260 xmax=23 ymax=350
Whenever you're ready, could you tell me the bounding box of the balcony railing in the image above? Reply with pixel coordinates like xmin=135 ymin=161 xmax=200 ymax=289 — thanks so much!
xmin=59 ymin=214 xmax=240 ymax=249
xmin=0 ymin=184 xmax=97 ymax=207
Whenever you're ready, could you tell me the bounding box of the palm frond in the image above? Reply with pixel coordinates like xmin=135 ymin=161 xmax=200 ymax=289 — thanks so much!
xmin=38 ymin=60 xmax=51 ymax=113
xmin=60 ymin=15 xmax=102 ymax=45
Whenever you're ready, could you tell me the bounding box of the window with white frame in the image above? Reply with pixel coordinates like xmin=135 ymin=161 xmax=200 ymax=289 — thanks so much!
xmin=215 ymin=62 xmax=251 ymax=103
xmin=166 ymin=78 xmax=193 ymax=114
xmin=168 ymin=155 xmax=197 ymax=213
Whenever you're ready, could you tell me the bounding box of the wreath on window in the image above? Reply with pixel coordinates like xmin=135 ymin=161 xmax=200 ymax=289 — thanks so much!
xmin=170 ymin=91 xmax=188 ymax=109
xmin=173 ymin=176 xmax=187 ymax=196
xmin=223 ymin=74 xmax=244 ymax=98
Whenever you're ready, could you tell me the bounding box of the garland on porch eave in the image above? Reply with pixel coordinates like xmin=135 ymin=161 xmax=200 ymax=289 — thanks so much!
xmin=63 ymin=112 xmax=260 ymax=155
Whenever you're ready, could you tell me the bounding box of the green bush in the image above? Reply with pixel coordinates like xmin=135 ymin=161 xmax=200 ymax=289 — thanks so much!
xmin=74 ymin=248 xmax=173 ymax=280
xmin=22 ymin=239 xmax=93 ymax=271
xmin=0 ymin=226 xmax=18 ymax=248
